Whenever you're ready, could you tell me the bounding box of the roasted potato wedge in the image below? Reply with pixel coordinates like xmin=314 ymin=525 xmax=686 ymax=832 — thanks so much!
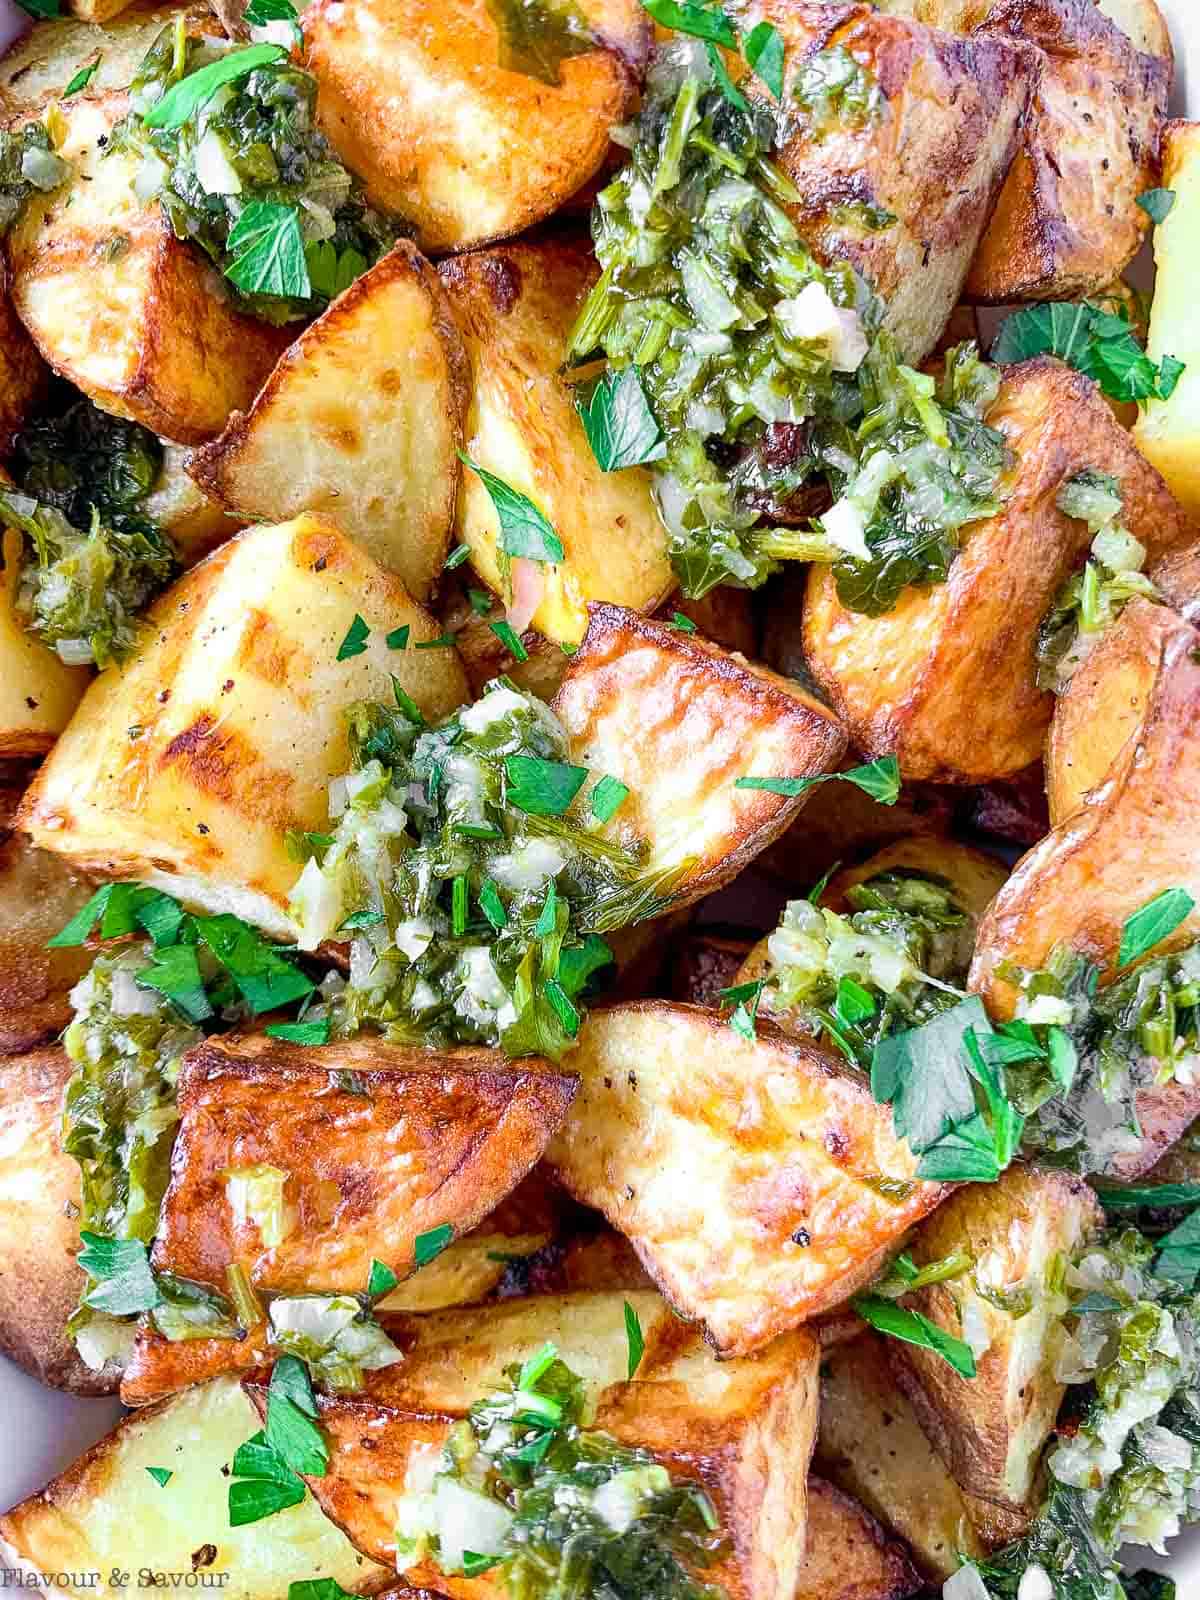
xmin=0 ymin=1376 xmax=391 ymax=1599
xmin=975 ymin=598 xmax=1200 ymax=1014
xmin=6 ymin=95 xmax=288 ymax=445
xmin=544 ymin=1001 xmax=949 ymax=1356
xmin=0 ymin=4 xmax=207 ymax=119
xmin=1134 ymin=121 xmax=1200 ymax=518
xmin=669 ymin=931 xmax=757 ymax=1008
xmin=440 ymin=241 xmax=675 ymax=647
xmin=142 ymin=442 xmax=241 ymax=564
xmin=18 ymin=515 xmax=469 ymax=940
xmin=1151 ymin=539 xmax=1200 ymax=626
xmin=957 ymin=765 xmax=1050 ymax=848
xmin=888 ymin=1166 xmax=1102 ymax=1513
xmin=797 ymin=1476 xmax=921 ymax=1600
xmin=804 ymin=358 xmax=1197 ymax=782
xmin=152 ymin=1033 xmax=574 ymax=1295
xmin=0 ymin=1047 xmax=121 ymax=1393
xmin=0 ymin=525 xmax=91 ymax=758
xmin=259 ymin=1290 xmax=820 ymax=1600
xmin=188 ymin=244 xmax=469 ymax=602
xmin=753 ymin=2 xmax=1031 ymax=364
xmin=0 ymin=270 xmax=48 ymax=454
xmin=0 ymin=779 xmax=95 ymax=1054
xmin=552 ymin=604 xmax=846 ymax=914
xmin=1130 ymin=1118 xmax=1200 ymax=1185
xmin=814 ymin=1333 xmax=988 ymax=1580
xmin=303 ymin=0 xmax=650 ymax=253
xmin=965 ymin=0 xmax=1171 ymax=302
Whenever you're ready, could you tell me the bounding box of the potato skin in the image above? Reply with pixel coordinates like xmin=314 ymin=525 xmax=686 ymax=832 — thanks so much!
xmin=803 ymin=358 xmax=1197 ymax=783
xmin=7 ymin=95 xmax=289 ymax=445
xmin=254 ymin=1291 xmax=820 ymax=1600
xmin=888 ymin=1166 xmax=1102 ymax=1513
xmin=189 ymin=243 xmax=470 ymax=602
xmin=0 ymin=1376 xmax=392 ymax=1600
xmin=545 ymin=1001 xmax=950 ymax=1357
xmin=0 ymin=1048 xmax=121 ymax=1394
xmin=18 ymin=515 xmax=468 ymax=939
xmin=796 ymin=1477 xmax=921 ymax=1600
xmin=303 ymin=0 xmax=650 ymax=253
xmin=553 ymin=604 xmax=847 ymax=913
xmin=966 ymin=0 xmax=1171 ymax=302
xmin=441 ymin=241 xmax=675 ymax=646
xmin=755 ymin=2 xmax=1032 ymax=364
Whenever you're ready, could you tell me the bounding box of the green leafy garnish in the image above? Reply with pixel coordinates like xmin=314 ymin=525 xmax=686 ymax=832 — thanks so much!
xmin=228 ymin=1432 xmax=307 ymax=1526
xmin=490 ymin=619 xmax=529 ymax=662
xmin=414 ymin=1223 xmax=454 ymax=1267
xmin=735 ymin=756 xmax=900 ymax=805
xmin=851 ymin=1292 xmax=976 ymax=1378
xmin=142 ymin=43 xmax=287 ymax=130
xmin=367 ymin=1259 xmax=399 ymax=1299
xmin=77 ymin=1232 xmax=160 ymax=1315
xmin=335 ymin=614 xmax=370 ymax=661
xmin=146 ymin=1467 xmax=173 ymax=1486
xmin=459 ymin=455 xmax=564 ymax=564
xmin=225 ymin=201 xmax=311 ymax=301
xmin=667 ymin=611 xmax=696 ymax=633
xmin=1137 ymin=188 xmax=1176 ymax=224
xmin=1094 ymin=1183 xmax=1200 ymax=1214
xmin=1155 ymin=1208 xmax=1200 ymax=1290
xmin=63 ymin=58 xmax=102 ymax=97
xmin=639 ymin=0 xmax=736 ymax=47
xmin=386 ymin=624 xmax=411 ymax=650
xmin=575 ymin=366 xmax=666 ymax=472
xmin=264 ymin=1355 xmax=328 ymax=1477
xmin=264 ymin=1019 xmax=331 ymax=1045
xmin=505 ymin=755 xmax=589 ymax=816
xmin=15 ymin=0 xmax=61 ymax=15
xmin=623 ymin=1300 xmax=645 ymax=1379
xmin=743 ymin=21 xmax=784 ymax=98
xmin=1117 ymin=888 xmax=1195 ymax=969
xmin=992 ymin=300 xmax=1184 ymax=407
xmin=589 ymin=775 xmax=629 ymax=824
xmin=244 ymin=0 xmax=303 ymax=45
xmin=485 ymin=0 xmax=596 ymax=85
xmin=445 ymin=543 xmax=471 ymax=570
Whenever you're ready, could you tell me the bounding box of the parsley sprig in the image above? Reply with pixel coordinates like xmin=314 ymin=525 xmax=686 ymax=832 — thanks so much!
xmin=992 ymin=300 xmax=1183 ymax=407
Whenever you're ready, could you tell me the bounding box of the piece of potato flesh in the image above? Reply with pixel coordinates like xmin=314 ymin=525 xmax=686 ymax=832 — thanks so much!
xmin=7 ymin=95 xmax=287 ymax=444
xmin=0 ymin=281 xmax=48 ymax=453
xmin=1135 ymin=122 xmax=1200 ymax=517
xmin=188 ymin=243 xmax=468 ymax=602
xmin=888 ymin=1165 xmax=1102 ymax=1511
xmin=18 ymin=515 xmax=468 ymax=940
xmin=0 ymin=1376 xmax=390 ymax=1600
xmin=803 ymin=358 xmax=1196 ymax=782
xmin=441 ymin=242 xmax=674 ymax=646
xmin=796 ymin=1476 xmax=921 ymax=1600
xmin=0 ymin=4 xmax=205 ymax=118
xmin=142 ymin=442 xmax=240 ymax=565
xmin=545 ymin=1001 xmax=948 ymax=1356
xmin=552 ymin=603 xmax=846 ymax=912
xmin=263 ymin=1289 xmax=819 ymax=1600
xmin=303 ymin=0 xmax=648 ymax=253
xmin=815 ymin=1333 xmax=987 ymax=1580
xmin=754 ymin=1 xmax=1030 ymax=364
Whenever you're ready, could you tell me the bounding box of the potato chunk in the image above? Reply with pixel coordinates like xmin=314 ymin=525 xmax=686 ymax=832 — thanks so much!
xmin=440 ymin=241 xmax=674 ymax=646
xmin=0 ymin=271 xmax=48 ymax=454
xmin=797 ymin=1477 xmax=921 ymax=1600
xmin=888 ymin=1166 xmax=1102 ymax=1513
xmin=257 ymin=1290 xmax=819 ymax=1600
xmin=803 ymin=358 xmax=1195 ymax=782
xmin=142 ymin=442 xmax=241 ymax=565
xmin=1134 ymin=122 xmax=1200 ymax=518
xmin=0 ymin=1376 xmax=391 ymax=1600
xmin=545 ymin=1001 xmax=949 ymax=1356
xmin=0 ymin=525 xmax=91 ymax=757
xmin=753 ymin=2 xmax=1031 ymax=364
xmin=552 ymin=604 xmax=846 ymax=912
xmin=18 ymin=515 xmax=468 ymax=940
xmin=303 ymin=0 xmax=649 ymax=253
xmin=965 ymin=0 xmax=1171 ymax=301
xmin=6 ymin=96 xmax=288 ymax=445
xmin=0 ymin=1047 xmax=119 ymax=1393
xmin=189 ymin=244 xmax=469 ymax=602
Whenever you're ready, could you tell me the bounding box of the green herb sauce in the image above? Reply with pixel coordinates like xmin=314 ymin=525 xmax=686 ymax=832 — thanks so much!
xmin=567 ymin=42 xmax=1011 ymax=607
xmin=115 ymin=21 xmax=398 ymax=323
xmin=291 ymin=681 xmax=681 ymax=1063
xmin=485 ymin=0 xmax=596 ymax=86
xmin=394 ymin=1347 xmax=727 ymax=1598
xmin=759 ymin=870 xmax=972 ymax=1067
xmin=0 ymin=119 xmax=70 ymax=236
xmin=790 ymin=45 xmax=883 ymax=138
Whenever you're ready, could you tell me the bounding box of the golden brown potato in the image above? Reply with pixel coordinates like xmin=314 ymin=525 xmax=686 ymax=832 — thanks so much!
xmin=0 ymin=4 xmax=207 ymax=119
xmin=0 ymin=524 xmax=92 ymax=759
xmin=545 ymin=1001 xmax=950 ymax=1357
xmin=304 ymin=0 xmax=650 ymax=253
xmin=142 ymin=442 xmax=241 ymax=564
xmin=0 ymin=270 xmax=48 ymax=454
xmin=1131 ymin=1118 xmax=1200 ymax=1185
xmin=804 ymin=358 xmax=1197 ymax=783
xmin=1151 ymin=540 xmax=1200 ymax=626
xmin=975 ymin=598 xmax=1200 ymax=1015
xmin=797 ymin=1477 xmax=921 ymax=1600
xmin=0 ymin=1048 xmax=121 ymax=1393
xmin=753 ymin=2 xmax=1032 ymax=364
xmin=152 ymin=1033 xmax=574 ymax=1295
xmin=440 ymin=583 xmax=574 ymax=701
xmin=440 ymin=241 xmax=674 ymax=647
xmin=189 ymin=244 xmax=469 ymax=602
xmin=264 ymin=1290 xmax=820 ymax=1600
xmin=964 ymin=0 xmax=1171 ymax=302
xmin=888 ymin=1166 xmax=1102 ymax=1514
xmin=669 ymin=931 xmax=756 ymax=1008
xmin=0 ymin=1376 xmax=392 ymax=1600
xmin=7 ymin=95 xmax=289 ymax=445
xmin=19 ymin=515 xmax=468 ymax=940
xmin=664 ymin=587 xmax=760 ymax=659
xmin=0 ymin=780 xmax=95 ymax=1053
xmin=1134 ymin=122 xmax=1200 ymax=519
xmin=1095 ymin=0 xmax=1173 ymax=57
xmin=552 ymin=604 xmax=846 ymax=915
xmin=814 ymin=1333 xmax=988 ymax=1580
